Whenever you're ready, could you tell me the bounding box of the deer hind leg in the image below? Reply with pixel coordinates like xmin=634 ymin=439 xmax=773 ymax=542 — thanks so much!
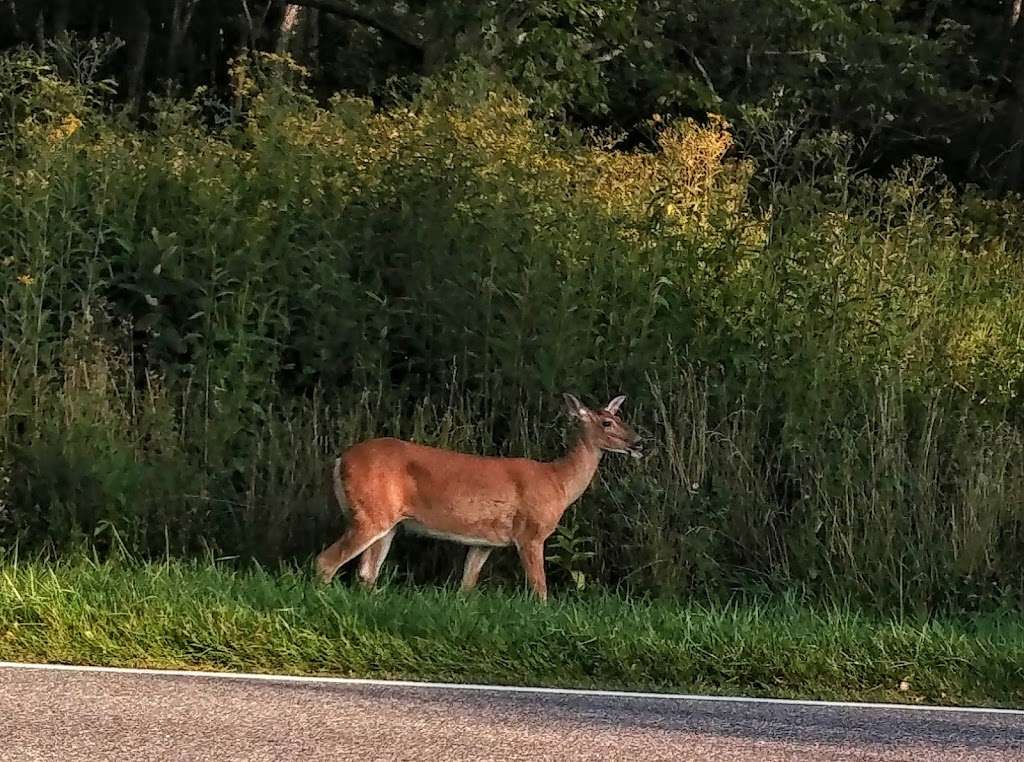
xmin=316 ymin=523 xmax=394 ymax=585
xmin=460 ymin=546 xmax=493 ymax=592
xmin=357 ymin=528 xmax=397 ymax=588
xmin=317 ymin=455 xmax=398 ymax=585
xmin=516 ymin=539 xmax=548 ymax=602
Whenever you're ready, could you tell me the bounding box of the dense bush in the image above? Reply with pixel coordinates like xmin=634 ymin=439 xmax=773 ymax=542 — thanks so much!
xmin=1 ymin=51 xmax=1023 ymax=610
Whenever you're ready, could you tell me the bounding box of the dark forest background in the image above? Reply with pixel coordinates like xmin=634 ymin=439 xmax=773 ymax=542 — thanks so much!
xmin=4 ymin=1 xmax=1024 ymax=190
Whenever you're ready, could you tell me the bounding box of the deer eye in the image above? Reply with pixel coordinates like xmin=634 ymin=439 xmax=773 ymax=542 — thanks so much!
xmin=601 ymin=420 xmax=612 ymax=428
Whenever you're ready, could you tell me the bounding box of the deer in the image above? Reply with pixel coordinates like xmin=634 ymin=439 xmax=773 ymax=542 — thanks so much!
xmin=314 ymin=393 xmax=644 ymax=600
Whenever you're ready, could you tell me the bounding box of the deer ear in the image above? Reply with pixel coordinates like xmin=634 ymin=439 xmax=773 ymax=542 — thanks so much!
xmin=604 ymin=395 xmax=626 ymax=415
xmin=563 ymin=393 xmax=587 ymax=418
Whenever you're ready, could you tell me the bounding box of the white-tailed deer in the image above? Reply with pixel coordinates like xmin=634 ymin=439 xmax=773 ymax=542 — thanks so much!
xmin=315 ymin=393 xmax=643 ymax=600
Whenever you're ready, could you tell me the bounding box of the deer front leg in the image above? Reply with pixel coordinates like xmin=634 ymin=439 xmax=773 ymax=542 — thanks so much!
xmin=516 ymin=539 xmax=548 ymax=602
xmin=460 ymin=546 xmax=493 ymax=592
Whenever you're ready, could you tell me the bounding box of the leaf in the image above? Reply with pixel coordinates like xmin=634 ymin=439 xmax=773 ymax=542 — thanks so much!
xmin=571 ymin=570 xmax=586 ymax=590
xmin=134 ymin=312 xmax=161 ymax=332
xmin=158 ymin=325 xmax=187 ymax=355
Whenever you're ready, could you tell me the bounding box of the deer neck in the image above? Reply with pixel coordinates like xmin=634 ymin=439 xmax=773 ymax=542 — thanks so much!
xmin=552 ymin=432 xmax=603 ymax=506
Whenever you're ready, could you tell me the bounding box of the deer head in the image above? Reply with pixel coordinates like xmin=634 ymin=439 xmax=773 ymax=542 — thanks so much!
xmin=563 ymin=393 xmax=644 ymax=459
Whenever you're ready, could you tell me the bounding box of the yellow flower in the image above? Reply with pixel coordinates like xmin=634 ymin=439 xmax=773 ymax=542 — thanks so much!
xmin=17 ymin=274 xmax=34 ymax=286
xmin=47 ymin=114 xmax=82 ymax=144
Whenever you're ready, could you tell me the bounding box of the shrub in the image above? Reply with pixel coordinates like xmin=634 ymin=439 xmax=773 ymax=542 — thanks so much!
xmin=1 ymin=51 xmax=1023 ymax=609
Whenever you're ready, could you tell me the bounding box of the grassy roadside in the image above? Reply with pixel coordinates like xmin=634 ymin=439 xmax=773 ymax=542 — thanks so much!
xmin=0 ymin=557 xmax=1021 ymax=709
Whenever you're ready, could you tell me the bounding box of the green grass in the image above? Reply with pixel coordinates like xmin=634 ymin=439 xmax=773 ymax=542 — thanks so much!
xmin=0 ymin=556 xmax=1021 ymax=709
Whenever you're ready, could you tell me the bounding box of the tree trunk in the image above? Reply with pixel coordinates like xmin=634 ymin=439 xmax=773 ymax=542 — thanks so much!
xmin=302 ymin=7 xmax=320 ymax=70
xmin=51 ymin=0 xmax=71 ymax=38
xmin=119 ymin=3 xmax=152 ymax=113
xmin=33 ymin=8 xmax=44 ymax=48
xmin=1003 ymin=30 xmax=1024 ymax=189
xmin=2 ymin=0 xmax=24 ymax=41
xmin=919 ymin=0 xmax=942 ymax=34
xmin=970 ymin=0 xmax=1024 ymax=184
xmin=167 ymin=0 xmax=184 ymax=81
xmin=259 ymin=0 xmax=289 ymax=52
xmin=240 ymin=0 xmax=280 ymax=51
xmin=284 ymin=0 xmax=423 ymax=59
xmin=277 ymin=5 xmax=301 ymax=53
xmin=89 ymin=4 xmax=101 ymax=39
xmin=166 ymin=0 xmax=199 ymax=82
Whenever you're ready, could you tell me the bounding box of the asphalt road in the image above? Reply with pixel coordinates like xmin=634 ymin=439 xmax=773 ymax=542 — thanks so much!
xmin=0 ymin=664 xmax=1021 ymax=761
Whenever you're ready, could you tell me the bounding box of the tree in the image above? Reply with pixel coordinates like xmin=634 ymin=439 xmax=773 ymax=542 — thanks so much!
xmin=3 ymin=1 xmax=1024 ymax=191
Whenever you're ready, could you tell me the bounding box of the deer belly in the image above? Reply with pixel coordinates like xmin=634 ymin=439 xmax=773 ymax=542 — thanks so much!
xmin=400 ymin=520 xmax=511 ymax=547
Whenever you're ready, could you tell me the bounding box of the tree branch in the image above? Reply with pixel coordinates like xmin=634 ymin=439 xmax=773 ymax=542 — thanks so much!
xmin=284 ymin=0 xmax=423 ymax=53
xmin=240 ymin=0 xmax=256 ymax=48
xmin=676 ymin=43 xmax=719 ymax=102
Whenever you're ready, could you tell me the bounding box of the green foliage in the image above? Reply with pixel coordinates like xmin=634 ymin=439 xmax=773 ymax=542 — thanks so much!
xmin=2 ymin=1 xmax=1021 ymax=190
xmin=1 ymin=52 xmax=1024 ymax=610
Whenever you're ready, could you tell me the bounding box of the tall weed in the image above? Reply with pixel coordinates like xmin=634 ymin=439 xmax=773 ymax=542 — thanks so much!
xmin=1 ymin=50 xmax=1022 ymax=609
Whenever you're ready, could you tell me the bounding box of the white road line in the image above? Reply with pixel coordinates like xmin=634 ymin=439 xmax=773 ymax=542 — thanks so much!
xmin=1 ymin=660 xmax=1022 ymax=716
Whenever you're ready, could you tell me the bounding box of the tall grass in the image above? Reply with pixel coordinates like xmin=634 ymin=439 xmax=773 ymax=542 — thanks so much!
xmin=1 ymin=49 xmax=1023 ymax=610
xmin=2 ymin=555 xmax=1023 ymax=707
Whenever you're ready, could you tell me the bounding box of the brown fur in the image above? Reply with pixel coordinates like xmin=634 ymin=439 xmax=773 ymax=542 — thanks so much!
xmin=315 ymin=393 xmax=642 ymax=600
